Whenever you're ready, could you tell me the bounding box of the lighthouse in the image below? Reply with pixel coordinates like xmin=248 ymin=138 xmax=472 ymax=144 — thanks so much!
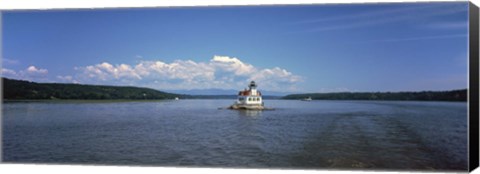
xmin=230 ymin=81 xmax=264 ymax=110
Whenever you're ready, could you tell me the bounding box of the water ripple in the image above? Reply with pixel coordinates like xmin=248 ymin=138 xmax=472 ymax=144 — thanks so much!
xmin=2 ymin=100 xmax=468 ymax=171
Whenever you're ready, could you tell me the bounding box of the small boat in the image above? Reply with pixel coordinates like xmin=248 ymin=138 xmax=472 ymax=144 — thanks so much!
xmin=174 ymin=97 xmax=179 ymax=100
xmin=301 ymin=97 xmax=312 ymax=101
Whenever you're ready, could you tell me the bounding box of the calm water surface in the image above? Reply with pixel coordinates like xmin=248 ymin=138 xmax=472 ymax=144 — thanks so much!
xmin=2 ymin=100 xmax=468 ymax=171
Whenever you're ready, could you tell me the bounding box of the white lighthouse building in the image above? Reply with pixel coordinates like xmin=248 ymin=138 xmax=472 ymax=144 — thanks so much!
xmin=230 ymin=81 xmax=264 ymax=110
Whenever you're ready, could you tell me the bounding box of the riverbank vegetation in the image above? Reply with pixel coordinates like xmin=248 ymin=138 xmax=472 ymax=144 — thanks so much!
xmin=283 ymin=89 xmax=467 ymax=101
xmin=2 ymin=78 xmax=467 ymax=101
xmin=2 ymin=78 xmax=182 ymax=100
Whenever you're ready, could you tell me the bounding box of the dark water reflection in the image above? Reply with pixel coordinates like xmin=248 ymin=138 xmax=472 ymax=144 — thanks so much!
xmin=2 ymin=100 xmax=467 ymax=171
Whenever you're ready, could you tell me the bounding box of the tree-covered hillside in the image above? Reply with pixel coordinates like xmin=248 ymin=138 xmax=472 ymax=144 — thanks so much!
xmin=2 ymin=77 xmax=468 ymax=101
xmin=283 ymin=89 xmax=467 ymax=101
xmin=2 ymin=78 xmax=183 ymax=100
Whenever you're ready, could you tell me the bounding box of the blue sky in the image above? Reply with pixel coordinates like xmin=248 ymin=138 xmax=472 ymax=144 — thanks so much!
xmin=2 ymin=2 xmax=469 ymax=93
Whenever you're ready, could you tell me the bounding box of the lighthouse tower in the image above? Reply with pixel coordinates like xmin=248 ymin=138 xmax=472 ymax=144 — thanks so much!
xmin=249 ymin=81 xmax=258 ymax=96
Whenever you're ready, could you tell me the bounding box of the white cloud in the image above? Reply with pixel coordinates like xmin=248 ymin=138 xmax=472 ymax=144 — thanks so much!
xmin=211 ymin=55 xmax=256 ymax=76
xmin=26 ymin=66 xmax=48 ymax=75
xmin=252 ymin=67 xmax=302 ymax=83
xmin=1 ymin=58 xmax=302 ymax=92
xmin=1 ymin=65 xmax=49 ymax=81
xmin=77 ymin=62 xmax=141 ymax=81
xmin=2 ymin=68 xmax=17 ymax=76
xmin=75 ymin=55 xmax=303 ymax=92
xmin=248 ymin=67 xmax=303 ymax=91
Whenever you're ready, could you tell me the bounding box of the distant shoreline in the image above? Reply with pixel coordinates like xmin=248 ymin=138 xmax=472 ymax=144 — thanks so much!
xmin=1 ymin=99 xmax=173 ymax=103
xmin=2 ymin=77 xmax=467 ymax=102
xmin=2 ymin=98 xmax=468 ymax=103
xmin=282 ymin=89 xmax=467 ymax=102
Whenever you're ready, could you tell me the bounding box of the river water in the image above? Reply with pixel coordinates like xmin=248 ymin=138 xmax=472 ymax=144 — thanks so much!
xmin=2 ymin=99 xmax=468 ymax=171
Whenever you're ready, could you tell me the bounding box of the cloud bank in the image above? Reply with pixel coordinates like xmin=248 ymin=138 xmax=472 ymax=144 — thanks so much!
xmin=75 ymin=55 xmax=303 ymax=92
xmin=1 ymin=66 xmax=49 ymax=81
xmin=26 ymin=66 xmax=48 ymax=75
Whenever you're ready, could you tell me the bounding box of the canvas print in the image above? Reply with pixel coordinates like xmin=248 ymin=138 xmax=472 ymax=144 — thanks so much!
xmin=1 ymin=1 xmax=475 ymax=172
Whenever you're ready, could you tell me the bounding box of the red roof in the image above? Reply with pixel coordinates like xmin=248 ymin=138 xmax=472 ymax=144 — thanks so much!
xmin=238 ymin=90 xmax=261 ymax=96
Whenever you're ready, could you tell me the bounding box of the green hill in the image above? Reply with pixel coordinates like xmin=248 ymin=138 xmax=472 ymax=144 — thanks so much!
xmin=282 ymin=89 xmax=467 ymax=101
xmin=2 ymin=78 xmax=183 ymax=100
xmin=3 ymin=77 xmax=467 ymax=101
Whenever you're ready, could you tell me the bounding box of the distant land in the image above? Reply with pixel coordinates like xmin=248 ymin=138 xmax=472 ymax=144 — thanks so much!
xmin=1 ymin=78 xmax=467 ymax=101
xmin=1 ymin=78 xmax=281 ymax=100
xmin=2 ymin=78 xmax=183 ymax=100
xmin=283 ymin=89 xmax=467 ymax=101
xmin=165 ymin=88 xmax=290 ymax=96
